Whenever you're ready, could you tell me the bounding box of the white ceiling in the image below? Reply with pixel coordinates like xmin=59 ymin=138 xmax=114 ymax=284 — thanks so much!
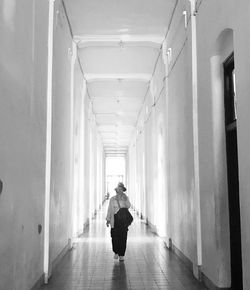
xmin=64 ymin=0 xmax=176 ymax=155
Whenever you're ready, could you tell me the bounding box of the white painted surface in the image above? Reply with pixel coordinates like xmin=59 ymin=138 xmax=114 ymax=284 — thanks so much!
xmin=196 ymin=0 xmax=250 ymax=288
xmin=189 ymin=0 xmax=202 ymax=272
xmin=64 ymin=0 xmax=176 ymax=36
xmin=0 ymin=1 xmax=49 ymax=289
xmin=44 ymin=0 xmax=55 ymax=283
xmin=49 ymin=0 xmax=73 ymax=265
xmin=63 ymin=0 xmax=176 ymax=155
xmin=1 ymin=1 xmax=250 ymax=289
xmin=235 ymin=3 xmax=250 ymax=288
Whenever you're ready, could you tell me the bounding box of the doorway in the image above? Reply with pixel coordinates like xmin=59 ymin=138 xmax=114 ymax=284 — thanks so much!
xmin=223 ymin=53 xmax=243 ymax=289
xmin=105 ymin=157 xmax=125 ymax=197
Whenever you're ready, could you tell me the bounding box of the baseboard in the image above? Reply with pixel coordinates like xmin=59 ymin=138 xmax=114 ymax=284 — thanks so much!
xmin=146 ymin=219 xmax=157 ymax=235
xmin=30 ymin=273 xmax=44 ymax=290
xmin=201 ymin=273 xmax=231 ymax=290
xmin=169 ymin=241 xmax=230 ymax=290
xmin=31 ymin=240 xmax=71 ymax=290
xmin=83 ymin=218 xmax=90 ymax=232
xmin=144 ymin=221 xmax=193 ymax=273
xmin=51 ymin=239 xmax=71 ymax=271
xmin=170 ymin=241 xmax=193 ymax=272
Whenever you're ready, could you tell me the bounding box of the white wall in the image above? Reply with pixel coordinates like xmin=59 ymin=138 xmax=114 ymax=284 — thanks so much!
xmin=0 ymin=0 xmax=104 ymax=288
xmin=129 ymin=0 xmax=195 ymax=253
xmin=49 ymin=0 xmax=73 ymax=264
xmin=70 ymin=61 xmax=104 ymax=238
xmin=166 ymin=0 xmax=196 ymax=264
xmin=0 ymin=1 xmax=49 ymax=289
xmin=82 ymin=94 xmax=104 ymax=223
xmin=236 ymin=4 xmax=250 ymax=288
xmin=128 ymin=45 xmax=169 ymax=238
xmin=196 ymin=0 xmax=250 ymax=288
xmin=129 ymin=0 xmax=250 ymax=289
xmin=71 ymin=59 xmax=86 ymax=238
xmin=49 ymin=0 xmax=105 ymax=268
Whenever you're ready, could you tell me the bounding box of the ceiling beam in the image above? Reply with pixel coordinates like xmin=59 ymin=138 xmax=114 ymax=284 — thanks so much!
xmin=105 ymin=149 xmax=128 ymax=152
xmin=105 ymin=153 xmax=128 ymax=156
xmin=74 ymin=34 xmax=163 ymax=49
xmin=84 ymin=73 xmax=151 ymax=83
xmin=91 ymin=96 xmax=144 ymax=100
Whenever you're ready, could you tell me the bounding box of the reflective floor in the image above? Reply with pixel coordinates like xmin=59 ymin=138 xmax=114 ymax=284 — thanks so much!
xmin=40 ymin=202 xmax=207 ymax=290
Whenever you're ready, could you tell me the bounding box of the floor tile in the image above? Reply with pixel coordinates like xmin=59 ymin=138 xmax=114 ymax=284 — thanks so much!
xmin=39 ymin=203 xmax=207 ymax=290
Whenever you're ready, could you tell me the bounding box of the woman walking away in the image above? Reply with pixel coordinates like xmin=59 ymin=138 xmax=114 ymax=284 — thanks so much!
xmin=106 ymin=182 xmax=131 ymax=261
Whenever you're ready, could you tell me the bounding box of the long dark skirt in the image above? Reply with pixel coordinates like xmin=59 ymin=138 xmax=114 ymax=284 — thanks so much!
xmin=111 ymin=227 xmax=128 ymax=256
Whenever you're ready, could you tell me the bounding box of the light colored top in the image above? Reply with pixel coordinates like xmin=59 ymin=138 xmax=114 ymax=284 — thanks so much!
xmin=106 ymin=194 xmax=131 ymax=228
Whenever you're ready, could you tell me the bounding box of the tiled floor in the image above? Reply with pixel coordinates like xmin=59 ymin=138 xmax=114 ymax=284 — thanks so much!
xmin=40 ymin=203 xmax=207 ymax=290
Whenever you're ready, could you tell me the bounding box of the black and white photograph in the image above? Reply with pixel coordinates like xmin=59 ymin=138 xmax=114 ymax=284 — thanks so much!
xmin=0 ymin=0 xmax=249 ymax=289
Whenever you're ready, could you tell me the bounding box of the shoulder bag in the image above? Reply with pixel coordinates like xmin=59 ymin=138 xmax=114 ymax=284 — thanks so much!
xmin=114 ymin=199 xmax=133 ymax=228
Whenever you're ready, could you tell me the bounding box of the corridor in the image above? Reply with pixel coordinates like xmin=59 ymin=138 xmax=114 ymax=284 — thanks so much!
xmin=40 ymin=203 xmax=207 ymax=290
xmin=1 ymin=0 xmax=250 ymax=289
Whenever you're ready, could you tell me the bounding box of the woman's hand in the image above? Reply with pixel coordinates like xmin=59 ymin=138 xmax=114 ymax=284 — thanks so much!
xmin=106 ymin=221 xmax=110 ymax=227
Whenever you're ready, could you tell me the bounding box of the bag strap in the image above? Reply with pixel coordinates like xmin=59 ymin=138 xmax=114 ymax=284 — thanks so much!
xmin=116 ymin=198 xmax=121 ymax=208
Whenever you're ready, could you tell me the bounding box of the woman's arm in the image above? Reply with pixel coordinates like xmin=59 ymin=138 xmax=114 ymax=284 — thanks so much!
xmin=106 ymin=199 xmax=112 ymax=226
